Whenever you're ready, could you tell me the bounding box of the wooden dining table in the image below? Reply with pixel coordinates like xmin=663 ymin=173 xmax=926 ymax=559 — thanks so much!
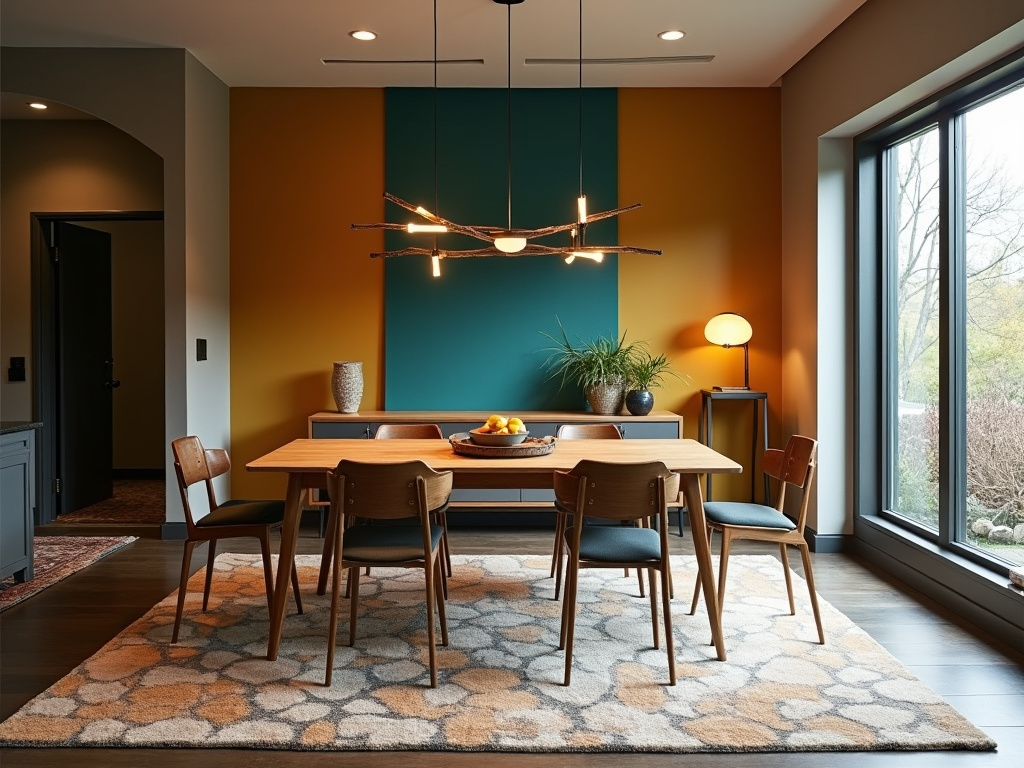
xmin=246 ymin=437 xmax=742 ymax=662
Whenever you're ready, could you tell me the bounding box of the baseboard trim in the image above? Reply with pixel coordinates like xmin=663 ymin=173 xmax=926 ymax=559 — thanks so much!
xmin=805 ymin=529 xmax=850 ymax=554
xmin=161 ymin=522 xmax=186 ymax=540
xmin=113 ymin=468 xmax=165 ymax=480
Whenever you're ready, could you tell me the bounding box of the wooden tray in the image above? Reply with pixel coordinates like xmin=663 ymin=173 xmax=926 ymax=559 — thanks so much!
xmin=449 ymin=433 xmax=556 ymax=458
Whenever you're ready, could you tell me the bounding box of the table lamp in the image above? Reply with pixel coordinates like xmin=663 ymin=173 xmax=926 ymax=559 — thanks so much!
xmin=704 ymin=312 xmax=752 ymax=390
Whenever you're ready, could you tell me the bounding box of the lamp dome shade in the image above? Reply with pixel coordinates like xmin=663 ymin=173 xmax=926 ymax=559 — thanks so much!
xmin=704 ymin=313 xmax=752 ymax=347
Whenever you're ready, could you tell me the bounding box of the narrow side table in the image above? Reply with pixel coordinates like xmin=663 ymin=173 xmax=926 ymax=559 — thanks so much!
xmin=699 ymin=389 xmax=770 ymax=503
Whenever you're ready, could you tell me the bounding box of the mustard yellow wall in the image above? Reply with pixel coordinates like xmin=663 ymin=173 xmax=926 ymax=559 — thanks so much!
xmin=619 ymin=88 xmax=782 ymax=499
xmin=230 ymin=88 xmax=384 ymax=497
xmin=229 ymin=87 xmax=782 ymax=501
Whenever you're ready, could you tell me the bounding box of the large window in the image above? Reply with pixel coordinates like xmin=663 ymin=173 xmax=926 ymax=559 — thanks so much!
xmin=870 ymin=65 xmax=1024 ymax=571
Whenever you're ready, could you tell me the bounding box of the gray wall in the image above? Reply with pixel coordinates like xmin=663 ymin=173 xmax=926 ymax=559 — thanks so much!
xmin=1 ymin=47 xmax=230 ymax=522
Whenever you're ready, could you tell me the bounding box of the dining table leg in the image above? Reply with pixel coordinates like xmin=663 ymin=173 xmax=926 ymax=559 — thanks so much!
xmin=267 ymin=472 xmax=305 ymax=660
xmin=681 ymin=472 xmax=727 ymax=661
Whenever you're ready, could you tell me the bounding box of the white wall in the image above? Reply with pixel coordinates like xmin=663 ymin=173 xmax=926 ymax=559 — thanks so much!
xmin=779 ymin=2 xmax=1024 ymax=537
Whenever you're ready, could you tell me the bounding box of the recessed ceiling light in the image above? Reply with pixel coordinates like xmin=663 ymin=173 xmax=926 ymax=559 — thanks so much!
xmin=28 ymin=102 xmax=48 ymax=110
xmin=658 ymin=30 xmax=685 ymax=41
xmin=349 ymin=30 xmax=377 ymax=41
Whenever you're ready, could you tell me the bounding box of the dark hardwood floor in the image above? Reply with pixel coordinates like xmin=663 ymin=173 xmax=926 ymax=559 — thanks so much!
xmin=2 ymin=522 xmax=1022 ymax=767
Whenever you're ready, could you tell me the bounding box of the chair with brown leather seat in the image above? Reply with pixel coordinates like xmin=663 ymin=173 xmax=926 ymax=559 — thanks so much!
xmin=323 ymin=459 xmax=453 ymax=687
xmin=689 ymin=434 xmax=824 ymax=645
xmin=317 ymin=422 xmax=452 ymax=597
xmin=170 ymin=435 xmax=303 ymax=644
xmin=554 ymin=459 xmax=681 ymax=685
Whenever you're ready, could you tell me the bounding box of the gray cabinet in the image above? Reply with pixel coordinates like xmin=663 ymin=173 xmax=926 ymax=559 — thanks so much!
xmin=1 ymin=425 xmax=38 ymax=582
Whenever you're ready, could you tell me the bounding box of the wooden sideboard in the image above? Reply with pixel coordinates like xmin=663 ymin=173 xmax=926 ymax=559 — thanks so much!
xmin=307 ymin=410 xmax=682 ymax=510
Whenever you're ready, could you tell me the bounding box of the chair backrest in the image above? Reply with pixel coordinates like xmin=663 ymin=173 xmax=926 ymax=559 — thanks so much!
xmin=171 ymin=435 xmax=231 ymax=526
xmin=553 ymin=459 xmax=679 ymax=523
xmin=327 ymin=459 xmax=453 ymax=522
xmin=374 ymin=423 xmax=444 ymax=440
xmin=764 ymin=435 xmax=818 ymax=530
xmin=556 ymin=423 xmax=622 ymax=440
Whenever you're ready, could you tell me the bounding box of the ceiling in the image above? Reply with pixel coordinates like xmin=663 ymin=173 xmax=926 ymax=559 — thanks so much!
xmin=2 ymin=0 xmax=869 ymax=95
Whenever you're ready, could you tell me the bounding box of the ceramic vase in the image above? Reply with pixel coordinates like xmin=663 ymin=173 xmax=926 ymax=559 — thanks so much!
xmin=585 ymin=379 xmax=625 ymax=415
xmin=625 ymin=389 xmax=655 ymax=416
xmin=331 ymin=361 xmax=363 ymax=413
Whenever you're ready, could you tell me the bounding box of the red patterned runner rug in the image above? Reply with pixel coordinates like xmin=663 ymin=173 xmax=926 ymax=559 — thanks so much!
xmin=0 ymin=536 xmax=137 ymax=612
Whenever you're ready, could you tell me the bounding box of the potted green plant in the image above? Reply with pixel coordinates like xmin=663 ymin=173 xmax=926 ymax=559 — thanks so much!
xmin=541 ymin=321 xmax=640 ymax=415
xmin=625 ymin=350 xmax=679 ymax=416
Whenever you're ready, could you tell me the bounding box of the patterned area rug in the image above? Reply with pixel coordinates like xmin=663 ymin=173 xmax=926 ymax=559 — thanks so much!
xmin=57 ymin=479 xmax=165 ymax=525
xmin=0 ymin=536 xmax=137 ymax=612
xmin=0 ymin=554 xmax=995 ymax=753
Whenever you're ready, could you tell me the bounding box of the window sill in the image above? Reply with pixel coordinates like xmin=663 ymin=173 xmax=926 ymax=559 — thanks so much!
xmin=854 ymin=513 xmax=1023 ymax=649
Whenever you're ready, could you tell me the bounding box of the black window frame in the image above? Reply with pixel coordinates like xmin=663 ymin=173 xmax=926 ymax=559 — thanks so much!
xmin=855 ymin=48 xmax=1024 ymax=578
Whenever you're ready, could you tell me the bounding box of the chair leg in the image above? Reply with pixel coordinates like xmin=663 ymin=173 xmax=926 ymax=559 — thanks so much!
xmin=798 ymin=543 xmax=826 ymax=644
xmin=716 ymin=530 xmax=733 ymax=628
xmin=647 ymin=566 xmax=659 ymax=650
xmin=637 ymin=567 xmax=646 ymax=598
xmin=290 ymin=556 xmax=304 ymax=615
xmin=561 ymin=556 xmax=580 ymax=686
xmin=550 ymin=512 xmax=566 ymax=578
xmin=689 ymin=526 xmax=713 ymax=615
xmin=202 ymin=540 xmax=218 ymax=612
xmin=553 ymin=523 xmax=568 ymax=600
xmin=317 ymin=510 xmax=339 ymax=596
xmin=258 ymin=531 xmax=275 ymax=613
xmin=437 ymin=511 xmax=453 ymax=578
xmin=660 ymin=563 xmax=677 ymax=685
xmin=171 ymin=540 xmax=198 ymax=643
xmin=347 ymin=567 xmax=361 ymax=648
xmin=779 ymin=543 xmax=796 ymax=615
xmin=424 ymin=555 xmax=439 ymax=688
xmin=324 ymin=515 xmax=345 ymax=686
xmin=434 ymin=556 xmax=449 ymax=647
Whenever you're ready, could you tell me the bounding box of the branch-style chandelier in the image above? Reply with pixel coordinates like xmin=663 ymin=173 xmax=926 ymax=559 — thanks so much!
xmin=352 ymin=0 xmax=662 ymax=271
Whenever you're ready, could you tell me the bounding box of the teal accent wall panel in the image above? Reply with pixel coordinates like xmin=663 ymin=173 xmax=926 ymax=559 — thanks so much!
xmin=384 ymin=88 xmax=618 ymax=411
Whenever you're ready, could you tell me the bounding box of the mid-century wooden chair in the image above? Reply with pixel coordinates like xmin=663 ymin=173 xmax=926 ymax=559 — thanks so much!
xmin=170 ymin=435 xmax=303 ymax=644
xmin=316 ymin=423 xmax=451 ymax=597
xmin=323 ymin=459 xmax=453 ymax=687
xmin=689 ymin=434 xmax=824 ymax=644
xmin=550 ymin=423 xmax=623 ymax=599
xmin=554 ymin=459 xmax=681 ymax=686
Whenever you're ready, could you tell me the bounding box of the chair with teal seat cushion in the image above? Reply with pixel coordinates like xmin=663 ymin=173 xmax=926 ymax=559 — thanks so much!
xmin=323 ymin=459 xmax=453 ymax=688
xmin=550 ymin=423 xmax=627 ymax=600
xmin=170 ymin=435 xmax=303 ymax=645
xmin=554 ymin=459 xmax=680 ymax=686
xmin=689 ymin=434 xmax=824 ymax=645
xmin=317 ymin=423 xmax=452 ymax=597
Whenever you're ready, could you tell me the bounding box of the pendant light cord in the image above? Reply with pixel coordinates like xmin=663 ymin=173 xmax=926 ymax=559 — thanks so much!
xmin=578 ymin=0 xmax=583 ymax=199
xmin=506 ymin=1 xmax=513 ymax=232
xmin=433 ymin=0 xmax=439 ymax=253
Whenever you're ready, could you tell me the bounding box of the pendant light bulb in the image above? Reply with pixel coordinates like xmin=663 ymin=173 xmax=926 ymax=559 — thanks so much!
xmin=577 ymin=195 xmax=588 ymax=224
xmin=494 ymin=235 xmax=527 ymax=253
xmin=408 ymin=223 xmax=448 ymax=233
xmin=564 ymin=254 xmax=576 ymax=264
xmin=431 ymin=251 xmax=442 ymax=277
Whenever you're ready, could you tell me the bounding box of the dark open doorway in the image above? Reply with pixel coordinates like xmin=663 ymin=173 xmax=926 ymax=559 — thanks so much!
xmin=32 ymin=211 xmax=165 ymax=527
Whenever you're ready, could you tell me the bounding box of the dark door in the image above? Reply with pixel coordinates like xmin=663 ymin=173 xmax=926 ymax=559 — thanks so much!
xmin=55 ymin=221 xmax=116 ymax=514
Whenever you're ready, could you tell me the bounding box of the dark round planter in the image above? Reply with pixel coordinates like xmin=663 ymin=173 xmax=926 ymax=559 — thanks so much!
xmin=625 ymin=389 xmax=654 ymax=416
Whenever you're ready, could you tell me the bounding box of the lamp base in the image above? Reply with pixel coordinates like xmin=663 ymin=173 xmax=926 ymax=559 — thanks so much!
xmin=712 ymin=386 xmax=751 ymax=391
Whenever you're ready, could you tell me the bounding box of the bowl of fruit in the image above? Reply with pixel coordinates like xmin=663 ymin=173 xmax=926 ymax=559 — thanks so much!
xmin=470 ymin=415 xmax=529 ymax=446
